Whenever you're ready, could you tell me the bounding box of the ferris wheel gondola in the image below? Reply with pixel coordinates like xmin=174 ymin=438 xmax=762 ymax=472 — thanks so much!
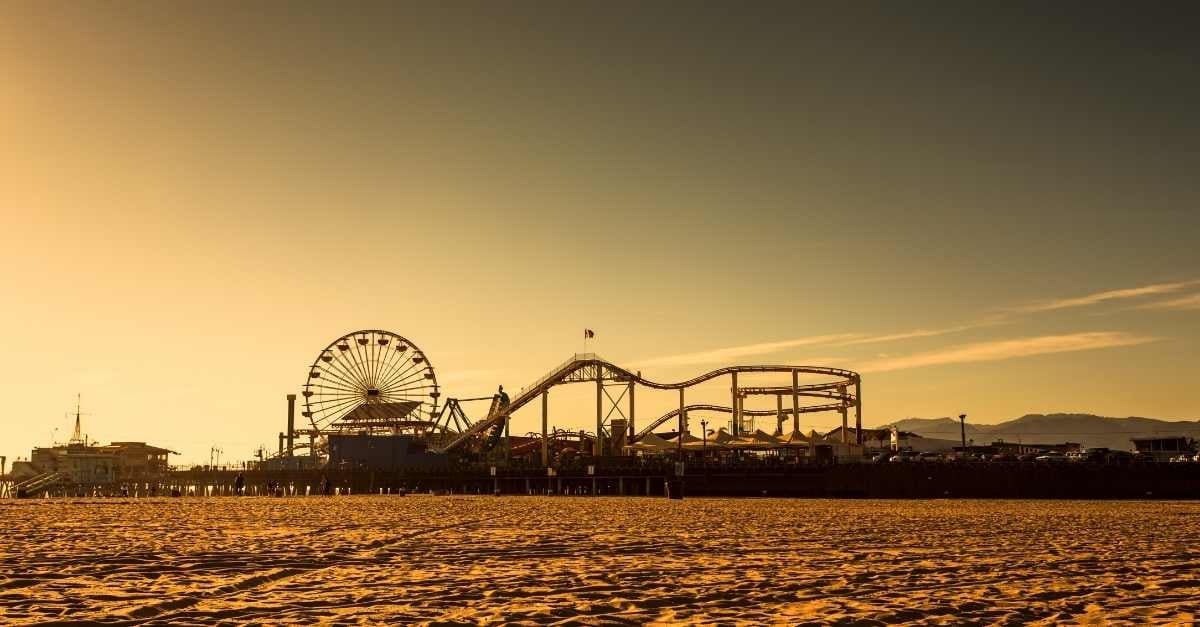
xmin=301 ymin=330 xmax=439 ymax=435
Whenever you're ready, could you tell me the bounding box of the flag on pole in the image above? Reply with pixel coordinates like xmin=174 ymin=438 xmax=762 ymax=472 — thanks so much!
xmin=584 ymin=329 xmax=595 ymax=339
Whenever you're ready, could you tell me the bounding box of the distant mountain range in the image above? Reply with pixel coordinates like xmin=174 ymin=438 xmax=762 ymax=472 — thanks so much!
xmin=883 ymin=414 xmax=1200 ymax=451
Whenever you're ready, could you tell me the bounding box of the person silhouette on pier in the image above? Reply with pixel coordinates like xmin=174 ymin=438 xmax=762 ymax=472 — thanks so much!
xmin=234 ymin=472 xmax=245 ymax=496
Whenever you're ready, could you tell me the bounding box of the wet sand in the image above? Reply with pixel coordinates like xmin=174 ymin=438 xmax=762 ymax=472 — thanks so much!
xmin=1 ymin=497 xmax=1198 ymax=625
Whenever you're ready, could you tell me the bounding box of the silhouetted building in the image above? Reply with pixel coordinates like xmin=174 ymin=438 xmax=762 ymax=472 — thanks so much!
xmin=1131 ymin=436 xmax=1195 ymax=461
xmin=327 ymin=434 xmax=449 ymax=470
xmin=17 ymin=441 xmax=176 ymax=484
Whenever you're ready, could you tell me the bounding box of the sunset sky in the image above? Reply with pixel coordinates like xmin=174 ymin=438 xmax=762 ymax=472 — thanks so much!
xmin=2 ymin=3 xmax=1197 ymax=465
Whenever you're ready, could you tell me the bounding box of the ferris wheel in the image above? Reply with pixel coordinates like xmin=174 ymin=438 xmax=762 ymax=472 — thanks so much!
xmin=301 ymin=330 xmax=440 ymax=435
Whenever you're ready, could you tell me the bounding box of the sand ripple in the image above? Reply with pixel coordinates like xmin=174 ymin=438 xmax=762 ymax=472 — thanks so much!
xmin=1 ymin=497 xmax=1198 ymax=624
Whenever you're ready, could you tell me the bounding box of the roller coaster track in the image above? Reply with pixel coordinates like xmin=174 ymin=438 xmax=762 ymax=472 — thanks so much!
xmin=434 ymin=354 xmax=859 ymax=453
xmin=635 ymin=401 xmax=848 ymax=439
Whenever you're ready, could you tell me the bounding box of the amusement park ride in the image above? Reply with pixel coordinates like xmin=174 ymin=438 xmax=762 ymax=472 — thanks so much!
xmin=282 ymin=330 xmax=863 ymax=466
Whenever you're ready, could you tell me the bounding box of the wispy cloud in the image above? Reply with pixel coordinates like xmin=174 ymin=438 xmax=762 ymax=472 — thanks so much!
xmin=838 ymin=315 xmax=1009 ymax=346
xmin=1020 ymin=280 xmax=1198 ymax=313
xmin=631 ymin=279 xmax=1183 ymax=371
xmin=858 ymin=331 xmax=1157 ymax=373
xmin=1138 ymin=293 xmax=1200 ymax=311
xmin=634 ymin=334 xmax=860 ymax=368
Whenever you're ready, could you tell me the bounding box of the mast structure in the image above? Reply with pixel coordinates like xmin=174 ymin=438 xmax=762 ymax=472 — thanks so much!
xmin=68 ymin=393 xmax=86 ymax=446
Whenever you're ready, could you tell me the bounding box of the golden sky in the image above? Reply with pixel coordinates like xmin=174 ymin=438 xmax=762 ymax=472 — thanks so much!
xmin=2 ymin=3 xmax=1197 ymax=464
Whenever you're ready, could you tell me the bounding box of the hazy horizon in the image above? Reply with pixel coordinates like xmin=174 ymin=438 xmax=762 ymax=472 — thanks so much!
xmin=3 ymin=3 xmax=1197 ymax=465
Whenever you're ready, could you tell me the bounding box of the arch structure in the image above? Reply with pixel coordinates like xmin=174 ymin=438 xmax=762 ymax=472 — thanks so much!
xmin=432 ymin=353 xmax=862 ymax=454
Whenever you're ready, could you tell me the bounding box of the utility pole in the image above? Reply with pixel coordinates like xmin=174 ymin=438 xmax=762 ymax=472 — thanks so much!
xmin=959 ymin=414 xmax=967 ymax=450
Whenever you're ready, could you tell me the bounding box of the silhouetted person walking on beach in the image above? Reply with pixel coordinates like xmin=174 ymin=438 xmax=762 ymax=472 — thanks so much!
xmin=234 ymin=472 xmax=245 ymax=496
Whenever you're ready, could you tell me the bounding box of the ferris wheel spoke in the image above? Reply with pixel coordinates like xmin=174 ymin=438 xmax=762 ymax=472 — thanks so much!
xmin=374 ymin=352 xmax=412 ymax=395
xmin=372 ymin=333 xmax=397 ymax=388
xmin=314 ymin=363 xmax=367 ymax=395
xmin=351 ymin=336 xmax=375 ymax=388
xmin=308 ymin=394 xmax=365 ymax=407
xmin=309 ymin=374 xmax=364 ymax=389
xmin=382 ymin=374 xmax=432 ymax=396
xmin=379 ymin=386 xmax=434 ymax=406
xmin=312 ymin=395 xmax=363 ymax=424
xmin=378 ymin=383 xmax=432 ymax=400
xmin=337 ymin=334 xmax=374 ymax=388
xmin=321 ymin=349 xmax=365 ymax=388
xmin=319 ymin=405 xmax=360 ymax=429
xmin=381 ymin=377 xmax=434 ymax=393
xmin=312 ymin=393 xmax=362 ymax=412
xmin=309 ymin=396 xmax=363 ymax=416
xmin=363 ymin=332 xmax=381 ymax=388
xmin=362 ymin=338 xmax=385 ymax=390
xmin=376 ymin=361 xmax=420 ymax=394
xmin=373 ymin=339 xmax=408 ymax=390
xmin=308 ymin=364 xmax=358 ymax=394
xmin=378 ymin=390 xmax=431 ymax=409
xmin=331 ymin=344 xmax=372 ymax=389
xmin=340 ymin=336 xmax=374 ymax=389
xmin=378 ymin=358 xmax=425 ymax=392
xmin=377 ymin=372 xmax=422 ymax=400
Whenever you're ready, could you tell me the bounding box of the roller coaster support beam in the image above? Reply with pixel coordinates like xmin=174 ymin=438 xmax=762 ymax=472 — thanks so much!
xmin=596 ymin=374 xmax=603 ymax=456
xmin=839 ymin=384 xmax=849 ymax=443
xmin=504 ymin=413 xmax=511 ymax=462
xmin=541 ymin=391 xmax=549 ymax=467
xmin=731 ymin=371 xmax=739 ymax=437
xmin=678 ymin=388 xmax=685 ymax=457
xmin=628 ymin=380 xmax=636 ymax=436
xmin=792 ymin=369 xmax=800 ymax=433
xmin=775 ymin=395 xmax=784 ymax=435
xmin=855 ymin=379 xmax=863 ymax=445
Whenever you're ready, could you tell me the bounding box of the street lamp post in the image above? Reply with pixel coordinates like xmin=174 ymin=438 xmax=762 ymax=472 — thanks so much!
xmin=700 ymin=419 xmax=709 ymax=459
xmin=958 ymin=414 xmax=967 ymax=451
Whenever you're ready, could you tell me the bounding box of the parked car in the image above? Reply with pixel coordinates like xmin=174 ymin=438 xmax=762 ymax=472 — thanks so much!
xmin=1078 ymin=448 xmax=1111 ymax=463
xmin=916 ymin=452 xmax=942 ymax=462
xmin=1105 ymin=451 xmax=1135 ymax=465
xmin=1035 ymin=452 xmax=1068 ymax=463
xmin=990 ymin=453 xmax=1017 ymax=462
xmin=1132 ymin=452 xmax=1156 ymax=463
xmin=890 ymin=452 xmax=916 ymax=462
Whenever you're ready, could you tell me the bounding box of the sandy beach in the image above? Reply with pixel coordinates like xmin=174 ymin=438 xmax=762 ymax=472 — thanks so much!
xmin=1 ymin=497 xmax=1198 ymax=625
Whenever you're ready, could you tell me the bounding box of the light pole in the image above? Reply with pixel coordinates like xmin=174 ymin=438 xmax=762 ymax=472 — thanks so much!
xmin=958 ymin=414 xmax=967 ymax=451
xmin=700 ymin=419 xmax=709 ymax=459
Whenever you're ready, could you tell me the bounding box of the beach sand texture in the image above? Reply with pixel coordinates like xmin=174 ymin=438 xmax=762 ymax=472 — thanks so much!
xmin=2 ymin=497 xmax=1198 ymax=625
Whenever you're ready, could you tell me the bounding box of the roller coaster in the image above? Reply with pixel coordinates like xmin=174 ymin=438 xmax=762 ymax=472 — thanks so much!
xmin=433 ymin=353 xmax=861 ymax=457
xmin=285 ymin=331 xmax=862 ymax=464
